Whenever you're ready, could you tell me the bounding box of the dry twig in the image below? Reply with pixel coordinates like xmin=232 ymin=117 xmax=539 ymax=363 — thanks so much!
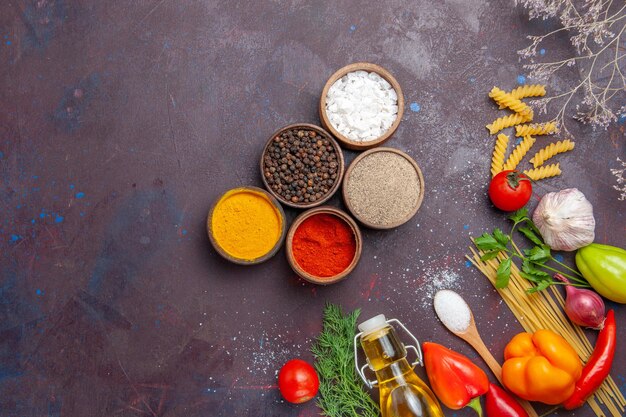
xmin=516 ymin=0 xmax=626 ymax=136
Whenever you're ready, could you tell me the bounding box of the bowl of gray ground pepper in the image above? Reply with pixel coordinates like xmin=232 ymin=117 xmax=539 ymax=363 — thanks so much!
xmin=342 ymin=147 xmax=424 ymax=229
xmin=260 ymin=123 xmax=345 ymax=209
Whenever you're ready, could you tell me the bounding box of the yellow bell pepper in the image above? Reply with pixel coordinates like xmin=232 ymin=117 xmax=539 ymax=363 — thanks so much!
xmin=502 ymin=329 xmax=582 ymax=405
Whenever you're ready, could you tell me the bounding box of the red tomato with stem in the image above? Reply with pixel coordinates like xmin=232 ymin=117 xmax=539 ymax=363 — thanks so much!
xmin=278 ymin=359 xmax=319 ymax=404
xmin=488 ymin=170 xmax=532 ymax=212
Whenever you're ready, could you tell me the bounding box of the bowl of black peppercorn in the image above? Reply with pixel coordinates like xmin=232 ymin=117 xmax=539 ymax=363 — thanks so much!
xmin=260 ymin=123 xmax=345 ymax=209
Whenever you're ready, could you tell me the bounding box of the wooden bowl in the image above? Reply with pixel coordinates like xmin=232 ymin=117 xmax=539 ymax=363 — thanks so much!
xmin=207 ymin=186 xmax=287 ymax=265
xmin=342 ymin=147 xmax=425 ymax=229
xmin=319 ymin=62 xmax=404 ymax=151
xmin=260 ymin=123 xmax=345 ymax=209
xmin=285 ymin=206 xmax=362 ymax=285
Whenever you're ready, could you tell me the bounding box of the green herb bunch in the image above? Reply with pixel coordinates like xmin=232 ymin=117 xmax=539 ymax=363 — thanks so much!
xmin=311 ymin=303 xmax=380 ymax=417
xmin=474 ymin=208 xmax=590 ymax=292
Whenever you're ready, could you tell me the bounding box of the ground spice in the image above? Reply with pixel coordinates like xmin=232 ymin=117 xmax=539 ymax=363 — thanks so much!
xmin=211 ymin=188 xmax=282 ymax=261
xmin=292 ymin=213 xmax=356 ymax=278
xmin=344 ymin=150 xmax=421 ymax=228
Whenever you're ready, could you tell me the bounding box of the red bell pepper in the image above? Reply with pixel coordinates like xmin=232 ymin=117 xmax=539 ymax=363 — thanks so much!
xmin=563 ymin=309 xmax=616 ymax=409
xmin=485 ymin=383 xmax=529 ymax=417
xmin=423 ymin=342 xmax=489 ymax=416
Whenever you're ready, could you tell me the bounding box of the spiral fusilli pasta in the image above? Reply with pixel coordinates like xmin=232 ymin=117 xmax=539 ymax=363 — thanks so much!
xmin=486 ymin=112 xmax=532 ymax=134
xmin=489 ymin=87 xmax=532 ymax=116
xmin=515 ymin=122 xmax=557 ymax=137
xmin=529 ymin=140 xmax=575 ymax=168
xmin=485 ymin=84 xmax=572 ymax=181
xmin=509 ymin=84 xmax=546 ymax=100
xmin=524 ymin=163 xmax=561 ymax=180
xmin=503 ymin=136 xmax=536 ymax=171
xmin=491 ymin=134 xmax=509 ymax=177
xmin=498 ymin=85 xmax=547 ymax=108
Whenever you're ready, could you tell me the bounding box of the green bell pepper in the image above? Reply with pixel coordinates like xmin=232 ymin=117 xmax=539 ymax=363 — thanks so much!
xmin=576 ymin=243 xmax=626 ymax=304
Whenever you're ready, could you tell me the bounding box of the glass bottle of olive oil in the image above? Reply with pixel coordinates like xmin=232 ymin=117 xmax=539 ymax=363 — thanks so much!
xmin=355 ymin=315 xmax=444 ymax=417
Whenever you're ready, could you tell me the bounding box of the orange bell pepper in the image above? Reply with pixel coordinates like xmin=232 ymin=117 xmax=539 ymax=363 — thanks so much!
xmin=502 ymin=329 xmax=582 ymax=405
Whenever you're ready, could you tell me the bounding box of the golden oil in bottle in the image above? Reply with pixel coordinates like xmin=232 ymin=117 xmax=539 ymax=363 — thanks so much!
xmin=358 ymin=315 xmax=444 ymax=417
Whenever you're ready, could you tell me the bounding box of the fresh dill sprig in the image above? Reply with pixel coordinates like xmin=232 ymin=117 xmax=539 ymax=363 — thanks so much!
xmin=310 ymin=303 xmax=381 ymax=417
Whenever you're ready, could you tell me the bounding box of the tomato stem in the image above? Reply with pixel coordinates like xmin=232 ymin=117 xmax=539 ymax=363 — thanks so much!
xmin=506 ymin=171 xmax=523 ymax=189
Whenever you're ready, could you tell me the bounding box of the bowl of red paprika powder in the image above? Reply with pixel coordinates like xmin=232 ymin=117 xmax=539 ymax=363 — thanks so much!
xmin=286 ymin=206 xmax=362 ymax=285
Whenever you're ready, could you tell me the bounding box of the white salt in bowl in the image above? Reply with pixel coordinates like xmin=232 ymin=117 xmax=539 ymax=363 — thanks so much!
xmin=319 ymin=62 xmax=404 ymax=151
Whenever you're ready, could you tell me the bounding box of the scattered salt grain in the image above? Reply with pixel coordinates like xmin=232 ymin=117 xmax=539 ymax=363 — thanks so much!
xmin=417 ymin=268 xmax=461 ymax=309
xmin=433 ymin=290 xmax=471 ymax=333
xmin=325 ymin=70 xmax=398 ymax=142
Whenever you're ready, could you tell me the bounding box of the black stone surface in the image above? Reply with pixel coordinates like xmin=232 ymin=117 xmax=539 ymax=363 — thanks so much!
xmin=1 ymin=1 xmax=624 ymax=416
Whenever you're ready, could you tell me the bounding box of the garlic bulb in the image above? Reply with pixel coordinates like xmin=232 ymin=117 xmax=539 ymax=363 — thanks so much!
xmin=532 ymin=188 xmax=595 ymax=251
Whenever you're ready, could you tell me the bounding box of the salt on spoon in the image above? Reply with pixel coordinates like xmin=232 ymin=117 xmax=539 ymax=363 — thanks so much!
xmin=433 ymin=290 xmax=499 ymax=376
xmin=433 ymin=290 xmax=539 ymax=417
xmin=433 ymin=289 xmax=471 ymax=333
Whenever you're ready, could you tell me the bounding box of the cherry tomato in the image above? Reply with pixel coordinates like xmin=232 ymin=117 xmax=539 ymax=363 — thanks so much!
xmin=278 ymin=359 xmax=319 ymax=404
xmin=488 ymin=170 xmax=532 ymax=212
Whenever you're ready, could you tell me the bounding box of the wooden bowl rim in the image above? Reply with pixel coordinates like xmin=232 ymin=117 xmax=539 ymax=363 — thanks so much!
xmin=342 ymin=147 xmax=425 ymax=229
xmin=207 ymin=186 xmax=287 ymax=265
xmin=319 ymin=62 xmax=405 ymax=151
xmin=285 ymin=206 xmax=362 ymax=285
xmin=259 ymin=123 xmax=345 ymax=209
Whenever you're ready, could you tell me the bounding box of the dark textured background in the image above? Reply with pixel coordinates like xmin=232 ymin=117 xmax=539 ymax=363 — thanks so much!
xmin=1 ymin=1 xmax=624 ymax=416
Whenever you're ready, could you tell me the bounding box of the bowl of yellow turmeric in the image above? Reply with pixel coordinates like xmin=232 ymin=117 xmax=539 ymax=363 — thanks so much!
xmin=207 ymin=186 xmax=287 ymax=265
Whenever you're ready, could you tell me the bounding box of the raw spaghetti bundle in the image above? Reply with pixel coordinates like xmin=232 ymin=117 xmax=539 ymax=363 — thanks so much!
xmin=467 ymin=244 xmax=626 ymax=417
